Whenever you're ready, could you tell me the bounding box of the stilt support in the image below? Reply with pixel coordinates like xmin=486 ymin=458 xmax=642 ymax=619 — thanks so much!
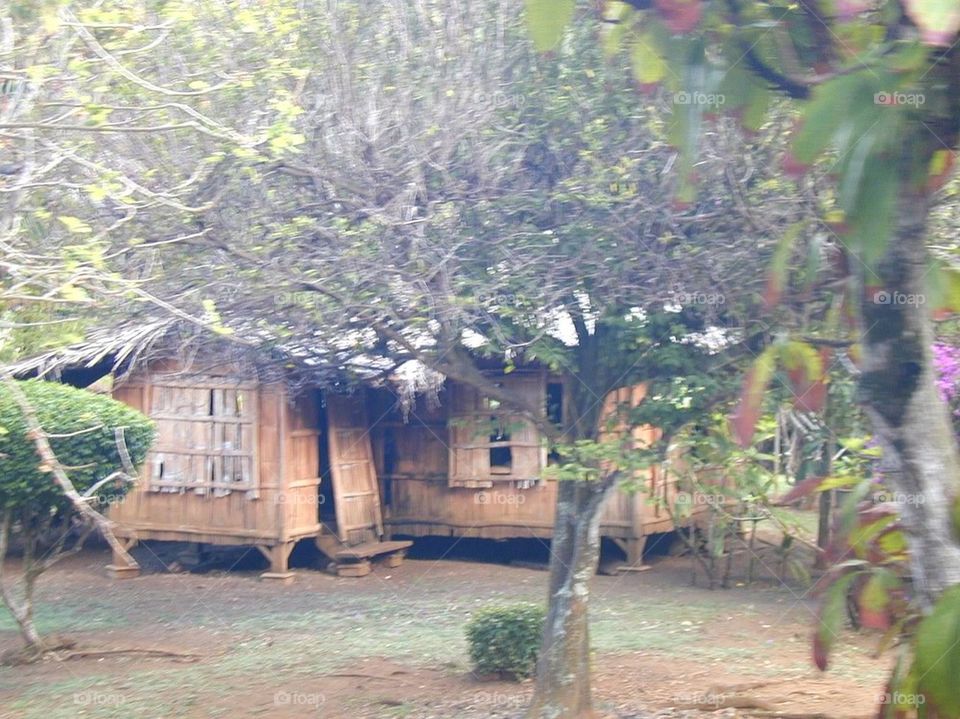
xmin=257 ymin=541 xmax=296 ymax=583
xmin=106 ymin=537 xmax=141 ymax=579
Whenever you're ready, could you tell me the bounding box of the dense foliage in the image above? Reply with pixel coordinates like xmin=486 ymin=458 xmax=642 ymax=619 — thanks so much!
xmin=466 ymin=604 xmax=546 ymax=680
xmin=0 ymin=379 xmax=153 ymax=511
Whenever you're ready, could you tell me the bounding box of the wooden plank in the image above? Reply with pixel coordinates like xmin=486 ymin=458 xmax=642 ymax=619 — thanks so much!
xmin=325 ymin=393 xmax=384 ymax=544
xmin=334 ymin=540 xmax=412 ymax=560
xmin=150 ymin=448 xmax=254 ymax=457
xmin=147 ymin=378 xmax=259 ymax=391
xmin=147 ymin=415 xmax=255 ymax=424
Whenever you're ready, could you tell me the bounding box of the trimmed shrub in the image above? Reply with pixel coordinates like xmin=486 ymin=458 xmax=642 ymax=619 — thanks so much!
xmin=465 ymin=603 xmax=545 ymax=679
xmin=0 ymin=379 xmax=154 ymax=511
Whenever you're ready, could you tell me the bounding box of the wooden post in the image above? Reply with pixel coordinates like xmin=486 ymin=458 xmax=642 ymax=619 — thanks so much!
xmin=625 ymin=536 xmax=647 ymax=567
xmin=106 ymin=537 xmax=140 ymax=579
xmin=258 ymin=542 xmax=296 ymax=583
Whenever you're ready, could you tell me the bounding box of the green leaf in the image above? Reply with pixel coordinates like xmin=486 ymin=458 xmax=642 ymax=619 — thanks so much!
xmin=925 ymin=258 xmax=960 ymax=314
xmin=791 ymin=75 xmax=859 ymax=165
xmin=846 ymin=152 xmax=899 ymax=266
xmin=903 ymin=0 xmax=960 ymax=46
xmin=815 ymin=572 xmax=857 ymax=670
xmin=525 ymin=0 xmax=575 ymax=52
xmin=818 ymin=475 xmax=862 ymax=491
xmin=860 ymin=570 xmax=900 ymax=612
xmin=763 ymin=222 xmax=804 ymax=309
xmin=57 ymin=216 xmax=92 ymax=234
xmin=631 ymin=35 xmax=668 ymax=84
xmin=914 ymin=585 xmax=960 ymax=716
xmin=731 ymin=345 xmax=778 ymax=447
xmin=780 ymin=340 xmax=822 ymax=381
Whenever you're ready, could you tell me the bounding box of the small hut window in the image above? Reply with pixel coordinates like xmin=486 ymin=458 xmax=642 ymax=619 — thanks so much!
xmin=449 ymin=374 xmax=548 ymax=488
xmin=146 ymin=376 xmax=258 ymax=495
xmin=489 ymin=419 xmax=513 ymax=474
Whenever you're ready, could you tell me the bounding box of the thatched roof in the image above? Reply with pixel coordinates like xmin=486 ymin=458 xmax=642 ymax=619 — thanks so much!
xmin=7 ymin=316 xmax=403 ymax=393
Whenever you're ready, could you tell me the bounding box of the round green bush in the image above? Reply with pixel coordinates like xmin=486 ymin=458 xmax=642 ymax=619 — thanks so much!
xmin=0 ymin=379 xmax=154 ymax=512
xmin=465 ymin=603 xmax=545 ymax=679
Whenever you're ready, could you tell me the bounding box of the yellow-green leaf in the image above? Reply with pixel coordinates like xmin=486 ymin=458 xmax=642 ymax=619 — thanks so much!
xmin=57 ymin=216 xmax=92 ymax=234
xmin=525 ymin=0 xmax=575 ymax=52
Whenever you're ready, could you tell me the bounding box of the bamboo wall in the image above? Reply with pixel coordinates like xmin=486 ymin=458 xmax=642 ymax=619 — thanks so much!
xmin=109 ymin=365 xmax=321 ymax=547
xmin=368 ymin=381 xmax=672 ymax=542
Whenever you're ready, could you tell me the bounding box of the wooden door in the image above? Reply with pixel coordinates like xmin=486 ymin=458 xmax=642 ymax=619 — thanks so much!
xmin=325 ymin=394 xmax=384 ymax=544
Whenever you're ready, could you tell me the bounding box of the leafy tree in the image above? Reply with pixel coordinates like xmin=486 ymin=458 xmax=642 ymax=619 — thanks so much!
xmin=5 ymin=0 xmax=800 ymax=709
xmin=0 ymin=379 xmax=153 ymax=653
xmin=527 ymin=0 xmax=960 ymax=716
xmin=83 ymin=6 xmax=793 ymax=715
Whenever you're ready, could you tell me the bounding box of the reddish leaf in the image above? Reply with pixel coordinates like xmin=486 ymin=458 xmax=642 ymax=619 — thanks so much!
xmin=763 ymin=222 xmax=803 ymax=309
xmin=777 ymin=474 xmax=826 ymax=505
xmin=835 ymin=0 xmax=871 ymax=20
xmin=653 ymin=0 xmax=702 ymax=34
xmin=927 ymin=149 xmax=956 ymax=192
xmin=782 ymin=150 xmax=811 ymax=178
xmin=730 ymin=347 xmax=777 ymax=447
xmin=814 ymin=572 xmax=857 ymax=671
xmin=792 ymin=348 xmax=831 ymax=413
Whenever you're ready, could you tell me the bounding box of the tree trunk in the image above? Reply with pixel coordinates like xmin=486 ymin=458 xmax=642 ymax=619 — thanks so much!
xmin=526 ymin=475 xmax=616 ymax=719
xmin=0 ymin=512 xmax=43 ymax=651
xmin=859 ymin=162 xmax=960 ymax=604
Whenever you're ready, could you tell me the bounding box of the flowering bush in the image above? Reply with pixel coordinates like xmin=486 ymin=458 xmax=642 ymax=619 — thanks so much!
xmin=932 ymin=343 xmax=960 ymax=434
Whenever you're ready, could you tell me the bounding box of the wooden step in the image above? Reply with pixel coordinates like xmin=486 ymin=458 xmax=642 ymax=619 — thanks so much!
xmin=334 ymin=540 xmax=412 ymax=562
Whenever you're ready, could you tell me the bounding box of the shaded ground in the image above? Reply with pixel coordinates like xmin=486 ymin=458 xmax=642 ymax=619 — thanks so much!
xmin=0 ymin=540 xmax=890 ymax=719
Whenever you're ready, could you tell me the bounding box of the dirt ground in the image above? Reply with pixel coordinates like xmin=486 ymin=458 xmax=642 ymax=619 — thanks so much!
xmin=0 ymin=541 xmax=891 ymax=719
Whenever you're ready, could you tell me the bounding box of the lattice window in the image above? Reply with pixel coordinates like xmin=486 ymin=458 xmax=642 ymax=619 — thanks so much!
xmin=146 ymin=377 xmax=258 ymax=496
xmin=448 ymin=374 xmax=547 ymax=488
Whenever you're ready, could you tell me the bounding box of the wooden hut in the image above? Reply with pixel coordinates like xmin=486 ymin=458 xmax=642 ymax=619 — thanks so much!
xmin=12 ymin=326 xmax=706 ymax=581
xmin=104 ymin=359 xmax=326 ymax=581
xmin=368 ymin=369 xmax=681 ymax=567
